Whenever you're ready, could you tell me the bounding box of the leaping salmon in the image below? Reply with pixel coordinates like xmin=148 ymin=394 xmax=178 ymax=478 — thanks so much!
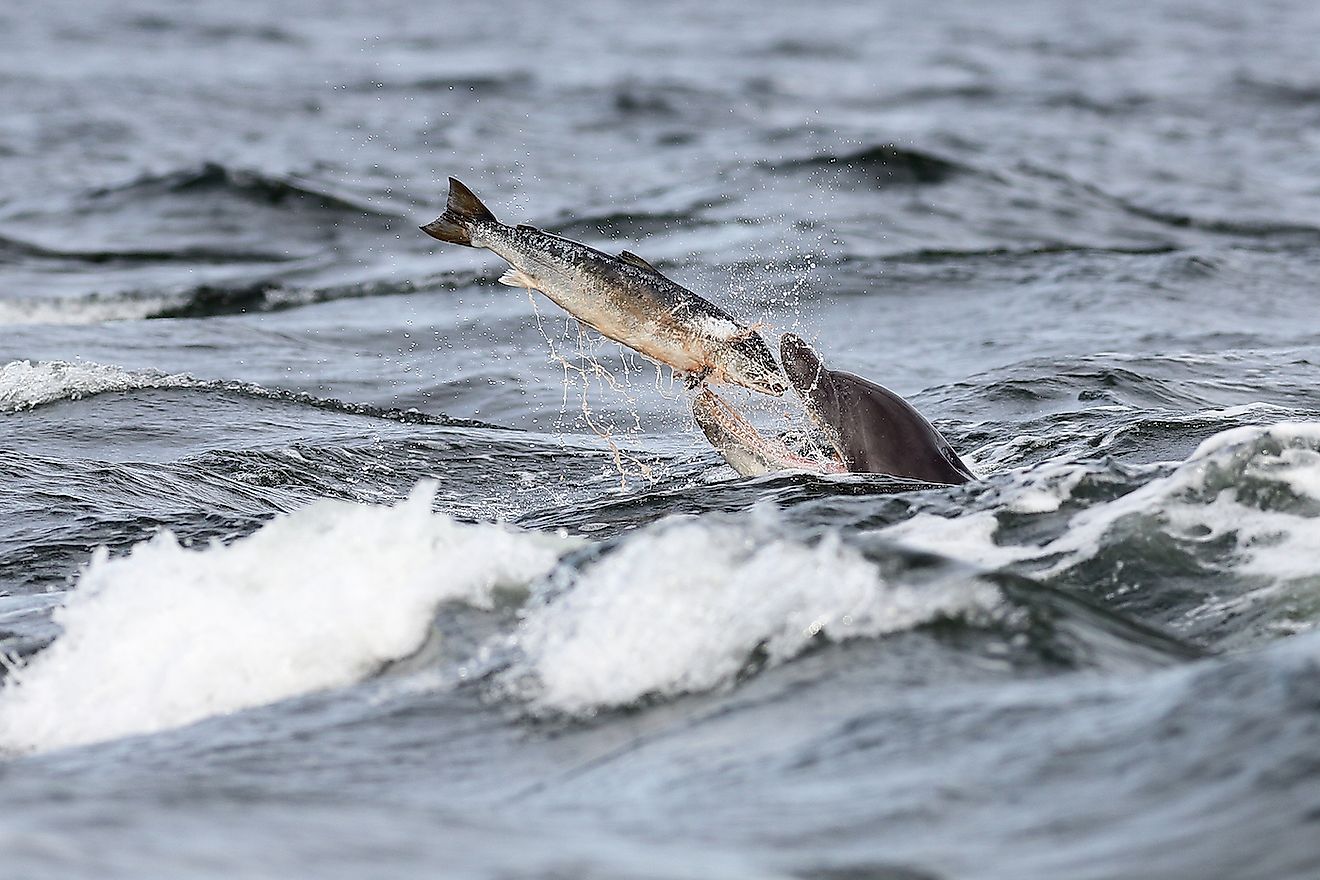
xmin=421 ymin=178 xmax=788 ymax=395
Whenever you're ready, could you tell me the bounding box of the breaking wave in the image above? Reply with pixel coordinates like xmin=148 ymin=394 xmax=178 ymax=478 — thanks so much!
xmin=0 ymin=359 xmax=202 ymax=411
xmin=886 ymin=422 xmax=1320 ymax=644
xmin=0 ymin=475 xmax=1214 ymax=754
xmin=0 ymin=484 xmax=572 ymax=753
xmin=0 ymin=491 xmax=1011 ymax=753
xmin=0 ymin=359 xmax=496 ymax=427
xmin=505 ymin=514 xmax=1002 ymax=713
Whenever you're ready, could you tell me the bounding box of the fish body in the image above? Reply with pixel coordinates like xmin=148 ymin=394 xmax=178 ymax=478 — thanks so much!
xmin=422 ymin=178 xmax=787 ymax=395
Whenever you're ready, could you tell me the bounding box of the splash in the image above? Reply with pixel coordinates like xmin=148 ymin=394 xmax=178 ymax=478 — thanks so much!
xmin=0 ymin=484 xmax=573 ymax=753
xmin=884 ymin=422 xmax=1320 ymax=638
xmin=506 ymin=513 xmax=1001 ymax=713
xmin=523 ymin=291 xmax=661 ymax=485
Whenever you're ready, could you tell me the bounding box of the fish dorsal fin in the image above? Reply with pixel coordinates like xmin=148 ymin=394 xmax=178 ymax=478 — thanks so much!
xmin=619 ymin=250 xmax=662 ymax=274
xmin=516 ymin=223 xmax=541 ymax=232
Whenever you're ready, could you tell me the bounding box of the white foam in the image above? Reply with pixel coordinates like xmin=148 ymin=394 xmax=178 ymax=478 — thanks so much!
xmin=883 ymin=510 xmax=1036 ymax=570
xmin=0 ymin=359 xmax=201 ymax=412
xmin=0 ymin=484 xmax=573 ymax=753
xmin=1161 ymin=424 xmax=1320 ymax=585
xmin=884 ymin=422 xmax=1320 ymax=598
xmin=509 ymin=513 xmax=1001 ymax=714
xmin=0 ymin=294 xmax=179 ymax=326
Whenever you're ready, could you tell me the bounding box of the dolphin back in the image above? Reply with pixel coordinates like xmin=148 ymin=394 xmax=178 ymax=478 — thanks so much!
xmin=827 ymin=371 xmax=974 ymax=483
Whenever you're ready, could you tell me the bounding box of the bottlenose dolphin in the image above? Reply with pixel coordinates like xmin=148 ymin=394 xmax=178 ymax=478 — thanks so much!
xmin=421 ymin=178 xmax=788 ymax=395
xmin=695 ymin=333 xmax=974 ymax=484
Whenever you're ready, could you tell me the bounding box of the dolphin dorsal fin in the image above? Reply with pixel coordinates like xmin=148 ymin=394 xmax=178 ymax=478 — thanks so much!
xmin=619 ymin=250 xmax=662 ymax=274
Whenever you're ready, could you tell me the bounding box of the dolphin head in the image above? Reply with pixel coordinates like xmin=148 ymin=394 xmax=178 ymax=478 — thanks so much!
xmin=779 ymin=333 xmax=973 ymax=484
xmin=721 ymin=330 xmax=789 ymax=396
xmin=780 ymin=332 xmax=845 ymax=454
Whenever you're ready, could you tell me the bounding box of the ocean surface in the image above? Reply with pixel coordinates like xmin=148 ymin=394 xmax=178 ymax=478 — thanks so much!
xmin=3 ymin=0 xmax=1320 ymax=877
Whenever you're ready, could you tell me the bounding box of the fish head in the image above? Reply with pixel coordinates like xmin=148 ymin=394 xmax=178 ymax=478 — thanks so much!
xmin=692 ymin=387 xmax=843 ymax=477
xmin=721 ymin=330 xmax=789 ymax=395
xmin=692 ymin=389 xmax=778 ymax=477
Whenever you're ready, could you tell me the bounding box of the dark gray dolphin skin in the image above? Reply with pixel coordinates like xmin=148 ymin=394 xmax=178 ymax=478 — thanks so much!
xmin=779 ymin=333 xmax=973 ymax=483
xmin=694 ymin=334 xmax=974 ymax=483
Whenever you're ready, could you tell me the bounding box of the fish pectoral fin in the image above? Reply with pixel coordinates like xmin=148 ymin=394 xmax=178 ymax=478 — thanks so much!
xmin=498 ymin=268 xmax=537 ymax=289
xmin=619 ymin=250 xmax=663 ymax=274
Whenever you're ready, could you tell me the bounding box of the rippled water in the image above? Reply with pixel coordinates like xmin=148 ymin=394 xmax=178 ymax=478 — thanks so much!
xmin=3 ymin=1 xmax=1320 ymax=877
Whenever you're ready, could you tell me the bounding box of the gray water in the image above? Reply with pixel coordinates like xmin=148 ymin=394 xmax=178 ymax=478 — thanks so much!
xmin=3 ymin=1 xmax=1320 ymax=877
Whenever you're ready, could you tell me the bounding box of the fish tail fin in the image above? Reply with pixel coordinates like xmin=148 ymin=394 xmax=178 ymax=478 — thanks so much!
xmin=420 ymin=177 xmax=497 ymax=247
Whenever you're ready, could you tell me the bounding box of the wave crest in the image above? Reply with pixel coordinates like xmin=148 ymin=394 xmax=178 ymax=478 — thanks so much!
xmin=505 ymin=516 xmax=1002 ymax=713
xmin=0 ymin=359 xmax=200 ymax=412
xmin=888 ymin=422 xmax=1320 ymax=645
xmin=0 ymin=484 xmax=572 ymax=753
xmin=0 ymin=359 xmax=496 ymax=427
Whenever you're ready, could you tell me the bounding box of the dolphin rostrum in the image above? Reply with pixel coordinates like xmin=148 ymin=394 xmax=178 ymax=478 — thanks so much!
xmin=695 ymin=333 xmax=974 ymax=483
xmin=421 ymin=178 xmax=788 ymax=395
